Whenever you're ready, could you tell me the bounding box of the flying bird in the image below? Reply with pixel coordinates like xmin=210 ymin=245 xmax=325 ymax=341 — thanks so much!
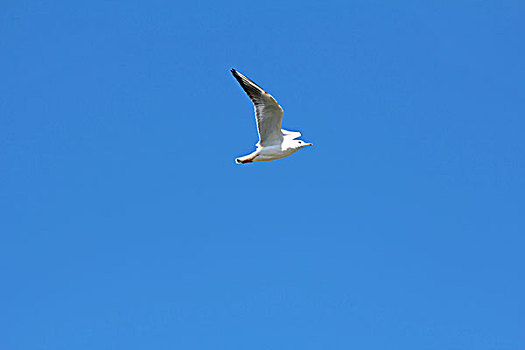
xmin=231 ymin=69 xmax=312 ymax=164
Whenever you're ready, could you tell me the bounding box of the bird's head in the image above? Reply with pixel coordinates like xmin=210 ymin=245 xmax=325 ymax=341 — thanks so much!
xmin=294 ymin=140 xmax=313 ymax=149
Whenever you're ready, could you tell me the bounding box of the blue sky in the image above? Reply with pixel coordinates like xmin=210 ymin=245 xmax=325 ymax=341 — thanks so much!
xmin=1 ymin=1 xmax=524 ymax=349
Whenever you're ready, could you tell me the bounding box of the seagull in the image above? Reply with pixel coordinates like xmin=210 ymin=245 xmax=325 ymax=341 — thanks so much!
xmin=231 ymin=68 xmax=312 ymax=164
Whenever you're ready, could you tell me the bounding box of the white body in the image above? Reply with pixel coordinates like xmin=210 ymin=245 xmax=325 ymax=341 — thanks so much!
xmin=235 ymin=133 xmax=308 ymax=163
xmin=255 ymin=142 xmax=299 ymax=161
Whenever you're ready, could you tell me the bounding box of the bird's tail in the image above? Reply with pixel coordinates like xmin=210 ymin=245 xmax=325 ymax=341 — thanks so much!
xmin=235 ymin=155 xmax=254 ymax=164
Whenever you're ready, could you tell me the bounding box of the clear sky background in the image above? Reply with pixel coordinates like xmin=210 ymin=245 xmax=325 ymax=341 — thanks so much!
xmin=1 ymin=1 xmax=524 ymax=349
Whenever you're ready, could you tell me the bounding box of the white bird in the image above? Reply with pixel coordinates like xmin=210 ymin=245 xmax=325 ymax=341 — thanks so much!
xmin=231 ymin=68 xmax=312 ymax=164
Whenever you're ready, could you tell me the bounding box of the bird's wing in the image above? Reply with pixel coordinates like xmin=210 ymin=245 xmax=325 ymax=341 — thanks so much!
xmin=282 ymin=129 xmax=301 ymax=140
xmin=231 ymin=69 xmax=284 ymax=146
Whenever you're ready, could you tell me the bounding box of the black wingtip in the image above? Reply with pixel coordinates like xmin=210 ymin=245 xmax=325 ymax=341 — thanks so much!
xmin=231 ymin=68 xmax=237 ymax=74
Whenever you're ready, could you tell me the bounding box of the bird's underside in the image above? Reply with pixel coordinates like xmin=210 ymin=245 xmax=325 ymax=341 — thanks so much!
xmin=230 ymin=68 xmax=311 ymax=164
xmin=235 ymin=142 xmax=300 ymax=164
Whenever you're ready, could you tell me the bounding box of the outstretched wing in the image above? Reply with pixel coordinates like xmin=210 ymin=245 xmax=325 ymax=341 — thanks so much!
xmin=282 ymin=129 xmax=301 ymax=140
xmin=231 ymin=69 xmax=284 ymax=146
